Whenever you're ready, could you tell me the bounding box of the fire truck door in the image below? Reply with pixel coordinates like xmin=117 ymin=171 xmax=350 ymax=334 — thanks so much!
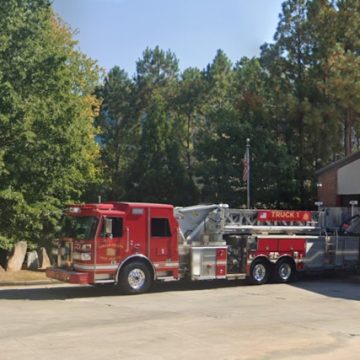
xmin=97 ymin=217 xmax=124 ymax=265
xmin=150 ymin=217 xmax=174 ymax=262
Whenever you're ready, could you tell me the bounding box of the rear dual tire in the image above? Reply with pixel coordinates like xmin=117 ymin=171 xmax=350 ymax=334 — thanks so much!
xmin=274 ymin=259 xmax=295 ymax=283
xmin=249 ymin=259 xmax=270 ymax=285
xmin=249 ymin=258 xmax=296 ymax=285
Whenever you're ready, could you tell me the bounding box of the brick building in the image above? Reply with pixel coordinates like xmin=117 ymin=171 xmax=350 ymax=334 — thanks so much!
xmin=316 ymin=151 xmax=360 ymax=207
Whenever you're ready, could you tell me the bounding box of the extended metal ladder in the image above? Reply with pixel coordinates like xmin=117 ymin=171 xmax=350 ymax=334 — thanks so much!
xmin=223 ymin=209 xmax=322 ymax=235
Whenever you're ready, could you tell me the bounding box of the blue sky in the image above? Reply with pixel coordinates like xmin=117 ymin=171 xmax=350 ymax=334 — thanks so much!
xmin=52 ymin=0 xmax=284 ymax=76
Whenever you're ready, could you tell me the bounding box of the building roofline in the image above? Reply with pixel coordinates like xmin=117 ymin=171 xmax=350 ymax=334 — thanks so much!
xmin=316 ymin=151 xmax=360 ymax=176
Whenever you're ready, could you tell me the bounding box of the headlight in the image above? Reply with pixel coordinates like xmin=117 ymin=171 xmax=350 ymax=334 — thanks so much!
xmin=73 ymin=252 xmax=92 ymax=261
xmin=81 ymin=244 xmax=92 ymax=251
xmin=80 ymin=253 xmax=91 ymax=261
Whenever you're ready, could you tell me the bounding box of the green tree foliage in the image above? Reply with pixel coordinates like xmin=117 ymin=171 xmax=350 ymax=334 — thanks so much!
xmin=261 ymin=0 xmax=317 ymax=207
xmin=126 ymin=94 xmax=195 ymax=204
xmin=233 ymin=58 xmax=297 ymax=207
xmin=4 ymin=0 xmax=359 ymax=249
xmin=259 ymin=0 xmax=352 ymax=207
xmin=96 ymin=0 xmax=359 ymax=210
xmin=95 ymin=67 xmax=135 ymax=199
xmin=96 ymin=47 xmax=198 ymax=205
xmin=0 ymin=0 xmax=100 ymax=249
xmin=128 ymin=47 xmax=198 ymax=204
xmin=321 ymin=0 xmax=360 ymax=155
xmin=195 ymin=50 xmax=238 ymax=204
xmin=176 ymin=67 xmax=206 ymax=177
xmin=196 ymin=55 xmax=295 ymax=207
xmin=135 ymin=46 xmax=179 ymax=111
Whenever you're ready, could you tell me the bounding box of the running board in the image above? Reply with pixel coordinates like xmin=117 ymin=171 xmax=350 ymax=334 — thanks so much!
xmin=157 ymin=276 xmax=177 ymax=282
xmin=94 ymin=279 xmax=115 ymax=284
xmin=226 ymin=273 xmax=246 ymax=280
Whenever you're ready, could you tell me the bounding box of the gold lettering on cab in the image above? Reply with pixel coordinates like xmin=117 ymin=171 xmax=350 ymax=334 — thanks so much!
xmin=106 ymin=248 xmax=116 ymax=257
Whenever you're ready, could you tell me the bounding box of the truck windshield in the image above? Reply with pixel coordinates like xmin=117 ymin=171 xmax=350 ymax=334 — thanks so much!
xmin=61 ymin=216 xmax=99 ymax=240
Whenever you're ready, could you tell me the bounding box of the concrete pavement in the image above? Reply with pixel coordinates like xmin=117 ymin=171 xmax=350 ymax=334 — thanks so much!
xmin=0 ymin=276 xmax=359 ymax=360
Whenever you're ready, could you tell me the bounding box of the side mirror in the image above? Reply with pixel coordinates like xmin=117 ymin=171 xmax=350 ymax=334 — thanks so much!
xmin=104 ymin=218 xmax=113 ymax=238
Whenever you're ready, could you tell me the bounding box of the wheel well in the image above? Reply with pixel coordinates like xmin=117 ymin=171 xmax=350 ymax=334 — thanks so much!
xmin=276 ymin=256 xmax=296 ymax=269
xmin=116 ymin=256 xmax=155 ymax=283
xmin=252 ymin=256 xmax=272 ymax=269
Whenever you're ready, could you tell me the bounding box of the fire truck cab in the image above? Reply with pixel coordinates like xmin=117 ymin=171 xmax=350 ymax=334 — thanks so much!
xmin=47 ymin=202 xmax=180 ymax=294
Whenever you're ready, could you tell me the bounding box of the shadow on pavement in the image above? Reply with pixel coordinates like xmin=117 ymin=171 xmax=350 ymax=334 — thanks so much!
xmin=1 ymin=274 xmax=359 ymax=301
xmin=290 ymin=273 xmax=360 ymax=301
xmin=0 ymin=279 xmax=245 ymax=301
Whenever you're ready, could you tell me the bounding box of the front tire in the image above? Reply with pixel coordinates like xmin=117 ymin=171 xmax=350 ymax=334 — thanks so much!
xmin=249 ymin=259 xmax=270 ymax=285
xmin=118 ymin=262 xmax=152 ymax=294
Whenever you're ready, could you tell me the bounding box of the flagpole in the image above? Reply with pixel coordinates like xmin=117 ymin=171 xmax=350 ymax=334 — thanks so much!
xmin=246 ymin=138 xmax=250 ymax=209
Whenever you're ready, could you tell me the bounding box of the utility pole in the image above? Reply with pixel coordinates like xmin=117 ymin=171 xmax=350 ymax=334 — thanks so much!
xmin=243 ymin=138 xmax=251 ymax=208
xmin=246 ymin=138 xmax=250 ymax=208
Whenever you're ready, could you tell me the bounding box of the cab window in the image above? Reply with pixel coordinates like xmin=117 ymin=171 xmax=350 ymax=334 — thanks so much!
xmin=151 ymin=218 xmax=171 ymax=237
xmin=101 ymin=217 xmax=123 ymax=238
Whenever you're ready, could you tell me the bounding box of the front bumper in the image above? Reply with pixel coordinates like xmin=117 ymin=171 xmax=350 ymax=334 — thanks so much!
xmin=46 ymin=267 xmax=92 ymax=284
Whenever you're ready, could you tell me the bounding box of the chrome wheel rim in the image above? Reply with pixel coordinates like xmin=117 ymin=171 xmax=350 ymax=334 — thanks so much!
xmin=278 ymin=263 xmax=291 ymax=281
xmin=253 ymin=263 xmax=266 ymax=282
xmin=128 ymin=268 xmax=146 ymax=290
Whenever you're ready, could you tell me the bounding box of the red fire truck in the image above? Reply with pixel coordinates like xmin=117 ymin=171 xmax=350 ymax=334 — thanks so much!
xmin=46 ymin=202 xmax=360 ymax=294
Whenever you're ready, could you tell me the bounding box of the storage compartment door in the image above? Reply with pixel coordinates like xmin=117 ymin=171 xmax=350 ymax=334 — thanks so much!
xmin=191 ymin=248 xmax=216 ymax=280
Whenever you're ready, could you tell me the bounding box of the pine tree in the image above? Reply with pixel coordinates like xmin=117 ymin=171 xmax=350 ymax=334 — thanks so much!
xmin=95 ymin=66 xmax=136 ymax=199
